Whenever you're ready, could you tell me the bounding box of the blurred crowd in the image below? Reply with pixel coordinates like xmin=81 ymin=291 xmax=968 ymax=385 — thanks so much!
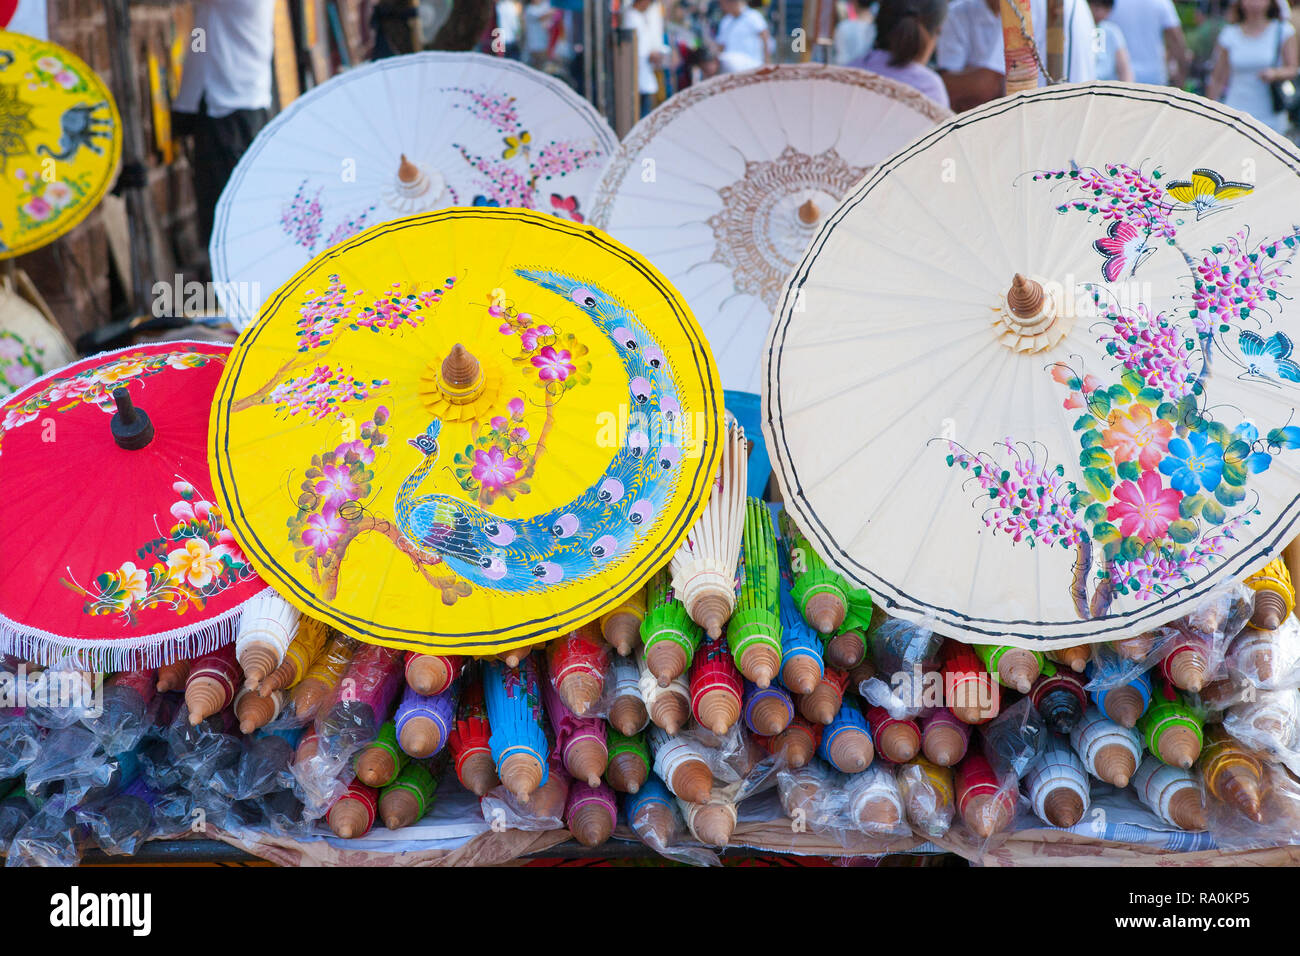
xmin=173 ymin=0 xmax=1300 ymax=256
xmin=616 ymin=0 xmax=1300 ymax=135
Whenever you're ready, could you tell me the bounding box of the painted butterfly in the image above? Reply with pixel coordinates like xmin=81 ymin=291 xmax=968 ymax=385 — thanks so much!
xmin=1239 ymin=330 xmax=1300 ymax=384
xmin=1166 ymin=168 xmax=1253 ymax=220
xmin=502 ymin=132 xmax=531 ymax=160
xmin=550 ymin=193 xmax=583 ymax=224
xmin=1094 ymin=219 xmax=1155 ymax=282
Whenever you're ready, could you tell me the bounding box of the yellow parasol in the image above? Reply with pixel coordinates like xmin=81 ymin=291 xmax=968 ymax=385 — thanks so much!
xmin=209 ymin=208 xmax=723 ymax=656
xmin=0 ymin=31 xmax=121 ymax=258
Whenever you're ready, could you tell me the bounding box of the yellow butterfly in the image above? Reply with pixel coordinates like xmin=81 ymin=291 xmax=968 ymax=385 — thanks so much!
xmin=502 ymin=132 xmax=531 ymax=159
xmin=1166 ymin=168 xmax=1254 ymax=220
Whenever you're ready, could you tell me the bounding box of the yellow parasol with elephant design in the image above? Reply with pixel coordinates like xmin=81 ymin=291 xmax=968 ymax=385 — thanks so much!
xmin=0 ymin=31 xmax=121 ymax=258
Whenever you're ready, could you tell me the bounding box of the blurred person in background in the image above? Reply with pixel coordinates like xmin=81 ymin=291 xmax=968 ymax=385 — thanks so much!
xmin=524 ymin=0 xmax=555 ymax=67
xmin=687 ymin=44 xmax=722 ymax=82
xmin=627 ymin=0 xmax=670 ymax=114
xmin=1207 ymin=0 xmax=1298 ymax=132
xmin=425 ymin=0 xmax=497 ymax=50
xmin=174 ymin=0 xmax=274 ymax=251
xmin=833 ymin=0 xmax=878 ymax=64
xmin=1107 ymin=0 xmax=1189 ymax=85
xmin=716 ymin=0 xmax=772 ymax=70
xmin=496 ymin=0 xmax=522 ymax=57
xmin=848 ymin=0 xmax=949 ymax=105
xmin=668 ymin=0 xmax=714 ymax=89
xmin=936 ymin=0 xmax=1096 ymax=110
xmin=1090 ymin=0 xmax=1135 ymax=80
xmin=1188 ymin=0 xmax=1230 ymax=94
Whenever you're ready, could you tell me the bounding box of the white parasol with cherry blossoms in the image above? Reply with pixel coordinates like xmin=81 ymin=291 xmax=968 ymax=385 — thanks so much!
xmin=764 ymin=83 xmax=1300 ymax=647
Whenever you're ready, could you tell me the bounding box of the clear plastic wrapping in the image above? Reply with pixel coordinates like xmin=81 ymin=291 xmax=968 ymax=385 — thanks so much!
xmin=1226 ymin=614 xmax=1300 ymax=692
xmin=0 ymin=713 xmax=42 ymax=779
xmin=22 ymin=726 xmax=106 ymax=798
xmin=5 ymin=800 xmax=84 ymax=867
xmin=777 ymin=761 xmax=846 ymax=833
xmin=259 ymin=786 xmax=310 ymax=835
xmin=0 ymin=789 xmax=36 ymax=847
xmin=865 ymin=615 xmax=943 ymax=718
xmin=22 ymin=669 xmax=99 ymax=731
xmin=842 ymin=764 xmax=909 ymax=837
xmin=289 ymin=731 xmax=351 ymax=821
xmin=75 ymin=790 xmax=155 ymax=856
xmin=164 ymin=705 xmax=243 ymax=788
xmin=211 ymin=733 xmax=298 ymax=802
xmin=624 ymin=773 xmax=719 ymax=866
xmin=1205 ymin=761 xmax=1300 ymax=851
xmin=1222 ymin=689 xmax=1300 ymax=773
xmin=81 ymin=671 xmax=157 ymax=754
xmin=982 ymin=696 xmax=1046 ymax=780
xmin=481 ymin=754 xmax=570 ymax=832
xmin=896 ymin=758 xmax=955 ymax=838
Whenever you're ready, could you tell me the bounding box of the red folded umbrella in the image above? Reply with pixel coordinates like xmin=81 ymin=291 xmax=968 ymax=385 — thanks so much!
xmin=0 ymin=341 xmax=267 ymax=668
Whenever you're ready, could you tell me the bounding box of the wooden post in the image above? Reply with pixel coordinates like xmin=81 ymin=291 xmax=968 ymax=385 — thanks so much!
xmin=103 ymin=0 xmax=162 ymax=318
xmin=612 ymin=25 xmax=638 ymax=138
xmin=800 ymin=0 xmax=834 ymax=63
xmin=999 ymin=0 xmax=1039 ymax=93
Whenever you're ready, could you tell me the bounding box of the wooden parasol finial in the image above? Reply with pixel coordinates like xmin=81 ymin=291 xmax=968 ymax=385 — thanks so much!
xmin=397 ymin=154 xmax=420 ymax=184
xmin=1006 ymin=273 xmax=1046 ymax=319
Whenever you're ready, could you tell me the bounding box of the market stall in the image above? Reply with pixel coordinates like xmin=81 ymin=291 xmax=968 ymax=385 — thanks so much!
xmin=5 ymin=4 xmax=1300 ymax=873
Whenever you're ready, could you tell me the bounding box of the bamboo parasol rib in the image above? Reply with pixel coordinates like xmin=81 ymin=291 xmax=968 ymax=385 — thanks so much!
xmin=670 ymin=421 xmax=749 ymax=639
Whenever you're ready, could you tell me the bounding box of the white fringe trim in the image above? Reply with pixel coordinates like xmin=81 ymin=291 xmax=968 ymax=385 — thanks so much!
xmin=3 ymin=340 xmax=258 ymax=672
xmin=0 ymin=586 xmax=271 ymax=672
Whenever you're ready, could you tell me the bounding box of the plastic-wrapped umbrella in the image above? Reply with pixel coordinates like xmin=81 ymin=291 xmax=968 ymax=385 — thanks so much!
xmin=211 ymin=52 xmax=617 ymax=331
xmin=764 ymin=83 xmax=1300 ymax=648
xmin=588 ymin=64 xmax=950 ymax=395
xmin=208 ymin=207 xmax=723 ymax=656
xmin=0 ymin=342 xmax=268 ymax=667
xmin=0 ymin=31 xmax=121 ymax=258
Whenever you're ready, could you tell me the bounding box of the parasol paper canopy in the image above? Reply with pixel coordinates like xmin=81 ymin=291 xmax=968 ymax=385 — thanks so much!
xmin=211 ymin=52 xmax=618 ymax=331
xmin=0 ymin=273 xmax=74 ymax=399
xmin=0 ymin=31 xmax=121 ymax=258
xmin=765 ymin=83 xmax=1300 ymax=649
xmin=0 ymin=342 xmax=268 ymax=668
xmin=209 ymin=207 xmax=723 ymax=656
xmin=588 ymin=64 xmax=950 ymax=395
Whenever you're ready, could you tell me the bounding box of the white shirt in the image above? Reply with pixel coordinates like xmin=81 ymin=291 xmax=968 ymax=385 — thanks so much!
xmin=175 ymin=0 xmax=274 ymax=117
xmin=625 ymin=3 xmax=668 ymax=94
xmin=1108 ymin=0 xmax=1180 ymax=85
xmin=523 ymin=1 xmax=553 ymax=53
xmin=833 ymin=17 xmax=877 ymax=65
xmin=1093 ymin=18 xmax=1128 ymax=81
xmin=936 ymin=0 xmax=1097 ymax=84
xmin=717 ymin=7 xmax=769 ymax=71
xmin=496 ymin=1 xmax=521 ymax=45
xmin=1218 ymin=21 xmax=1296 ymax=132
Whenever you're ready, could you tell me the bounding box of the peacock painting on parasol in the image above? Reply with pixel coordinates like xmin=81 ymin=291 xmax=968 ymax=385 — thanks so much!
xmin=944 ymin=160 xmax=1300 ymax=621
xmin=210 ymin=209 xmax=722 ymax=655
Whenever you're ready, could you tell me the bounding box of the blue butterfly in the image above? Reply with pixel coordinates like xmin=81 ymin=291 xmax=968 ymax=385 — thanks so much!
xmin=471 ymin=195 xmax=500 ymax=208
xmin=1239 ymin=330 xmax=1300 ymax=384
